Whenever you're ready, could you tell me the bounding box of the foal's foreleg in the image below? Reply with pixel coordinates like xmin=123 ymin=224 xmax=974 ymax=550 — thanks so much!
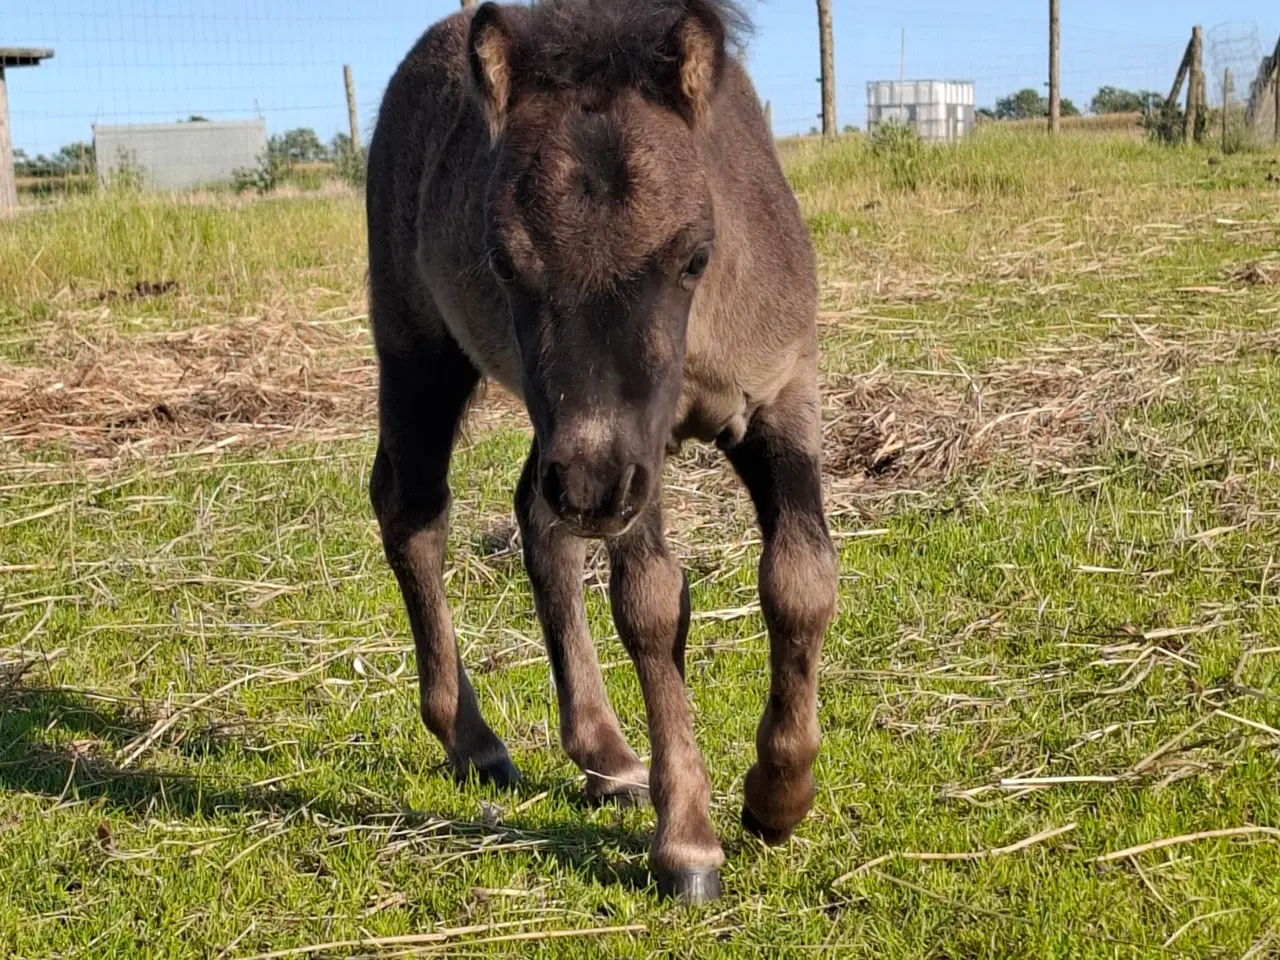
xmin=370 ymin=341 xmax=518 ymax=787
xmin=516 ymin=444 xmax=649 ymax=805
xmin=727 ymin=376 xmax=837 ymax=843
xmin=608 ymin=504 xmax=723 ymax=903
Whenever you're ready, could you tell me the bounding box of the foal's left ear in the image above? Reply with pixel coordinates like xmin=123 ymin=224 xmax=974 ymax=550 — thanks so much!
xmin=468 ymin=3 xmax=518 ymax=140
xmin=674 ymin=0 xmax=729 ymax=126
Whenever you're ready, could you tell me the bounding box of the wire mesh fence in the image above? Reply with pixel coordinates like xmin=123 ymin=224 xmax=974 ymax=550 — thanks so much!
xmin=4 ymin=1 xmax=1278 ymax=200
xmin=1205 ymin=20 xmax=1272 ymax=149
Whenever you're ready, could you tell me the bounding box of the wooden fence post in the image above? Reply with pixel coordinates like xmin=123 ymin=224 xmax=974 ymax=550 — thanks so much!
xmin=1185 ymin=26 xmax=1204 ymax=143
xmin=1048 ymin=0 xmax=1061 ymax=135
xmin=817 ymin=0 xmax=836 ymax=137
xmin=1221 ymin=68 xmax=1231 ymax=148
xmin=0 ymin=68 xmax=14 ymax=215
xmin=344 ymin=64 xmax=360 ymax=150
xmin=1273 ymin=35 xmax=1280 ymax=145
xmin=0 ymin=48 xmax=53 ymax=214
xmin=1163 ymin=34 xmax=1193 ymax=134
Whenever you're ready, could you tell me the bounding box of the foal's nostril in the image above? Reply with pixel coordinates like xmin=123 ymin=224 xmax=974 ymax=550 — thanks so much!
xmin=612 ymin=463 xmax=638 ymax=517
xmin=617 ymin=463 xmax=649 ymax=519
xmin=539 ymin=459 xmax=595 ymax=517
xmin=539 ymin=460 xmax=567 ymax=512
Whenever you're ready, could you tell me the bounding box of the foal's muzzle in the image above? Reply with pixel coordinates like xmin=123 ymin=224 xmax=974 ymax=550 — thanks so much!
xmin=539 ymin=455 xmax=650 ymax=538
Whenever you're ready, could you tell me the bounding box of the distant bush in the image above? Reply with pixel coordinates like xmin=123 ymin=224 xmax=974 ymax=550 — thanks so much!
xmin=869 ymin=120 xmax=922 ymax=156
xmin=232 ymin=150 xmax=285 ymax=194
xmin=1144 ymin=104 xmax=1208 ymax=146
xmin=869 ymin=121 xmax=924 ymax=190
xmin=232 ymin=129 xmax=366 ymax=193
xmin=289 ymin=169 xmax=325 ymax=191
xmin=333 ymin=144 xmax=367 ymax=188
xmin=106 ymin=148 xmax=147 ymax=193
xmin=1220 ymin=109 xmax=1262 ymax=156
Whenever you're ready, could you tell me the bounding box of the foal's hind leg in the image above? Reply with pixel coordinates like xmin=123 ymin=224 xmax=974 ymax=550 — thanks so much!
xmin=609 ymin=501 xmax=723 ymax=903
xmin=516 ymin=445 xmax=650 ymax=805
xmin=370 ymin=330 xmax=518 ymax=787
xmin=726 ymin=374 xmax=837 ymax=844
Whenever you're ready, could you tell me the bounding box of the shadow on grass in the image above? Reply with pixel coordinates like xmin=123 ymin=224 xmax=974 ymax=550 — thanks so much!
xmin=0 ymin=683 xmax=655 ymax=894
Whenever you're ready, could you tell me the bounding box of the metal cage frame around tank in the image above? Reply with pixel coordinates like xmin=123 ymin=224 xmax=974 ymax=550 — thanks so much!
xmin=866 ymin=80 xmax=976 ymax=142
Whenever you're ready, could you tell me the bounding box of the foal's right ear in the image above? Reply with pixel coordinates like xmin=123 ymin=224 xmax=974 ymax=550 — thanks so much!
xmin=468 ymin=3 xmax=517 ymax=141
xmin=673 ymin=0 xmax=729 ymax=126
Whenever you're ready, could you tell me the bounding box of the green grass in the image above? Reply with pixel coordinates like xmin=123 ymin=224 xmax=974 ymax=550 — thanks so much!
xmin=2 ymin=129 xmax=1280 ymax=957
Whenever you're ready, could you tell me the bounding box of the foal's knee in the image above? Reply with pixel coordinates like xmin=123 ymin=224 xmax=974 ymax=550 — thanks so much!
xmin=369 ymin=444 xmax=393 ymax=526
xmin=370 ymin=447 xmax=449 ymax=559
xmin=610 ymin=552 xmax=686 ymax=656
xmin=760 ymin=518 xmax=837 ymax=642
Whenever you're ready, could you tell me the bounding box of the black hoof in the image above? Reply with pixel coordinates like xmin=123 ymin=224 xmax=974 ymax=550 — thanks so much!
xmin=590 ymin=784 xmax=650 ymax=810
xmin=587 ymin=768 xmax=650 ymax=809
xmin=655 ymin=867 xmax=722 ymax=905
xmin=477 ymin=753 xmax=521 ymax=788
xmin=741 ymin=805 xmax=793 ymax=846
xmin=607 ymin=785 xmax=650 ymax=809
xmin=453 ymin=752 xmax=521 ymax=790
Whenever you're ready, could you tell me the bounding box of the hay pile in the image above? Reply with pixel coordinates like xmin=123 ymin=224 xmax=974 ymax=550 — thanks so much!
xmin=822 ymin=328 xmax=1274 ymax=491
xmin=0 ymin=317 xmax=376 ymax=459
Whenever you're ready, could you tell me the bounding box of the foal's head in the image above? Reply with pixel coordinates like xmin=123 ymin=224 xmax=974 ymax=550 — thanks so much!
xmin=468 ymin=0 xmax=744 ymax=537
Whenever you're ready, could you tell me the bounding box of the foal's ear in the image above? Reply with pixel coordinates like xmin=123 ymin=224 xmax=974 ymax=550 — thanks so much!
xmin=674 ymin=0 xmax=728 ymax=126
xmin=468 ymin=3 xmax=518 ymax=140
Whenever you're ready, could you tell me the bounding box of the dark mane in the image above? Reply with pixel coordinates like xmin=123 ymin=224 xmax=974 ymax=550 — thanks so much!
xmin=498 ymin=0 xmax=753 ymax=100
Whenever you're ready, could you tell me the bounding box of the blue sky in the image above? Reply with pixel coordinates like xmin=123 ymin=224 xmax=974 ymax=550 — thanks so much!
xmin=6 ymin=1 xmax=1279 ymax=155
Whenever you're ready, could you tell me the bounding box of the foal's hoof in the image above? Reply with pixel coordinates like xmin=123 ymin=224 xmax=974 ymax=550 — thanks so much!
xmin=592 ymin=783 xmax=650 ymax=809
xmin=587 ymin=768 xmax=650 ymax=809
xmin=654 ymin=867 xmax=722 ymax=905
xmin=476 ymin=754 xmax=522 ymax=789
xmin=741 ymin=805 xmax=794 ymax=846
xmin=452 ymin=751 xmax=521 ymax=790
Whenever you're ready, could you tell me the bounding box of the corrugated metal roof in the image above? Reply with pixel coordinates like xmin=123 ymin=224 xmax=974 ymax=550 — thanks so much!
xmin=0 ymin=48 xmax=54 ymax=67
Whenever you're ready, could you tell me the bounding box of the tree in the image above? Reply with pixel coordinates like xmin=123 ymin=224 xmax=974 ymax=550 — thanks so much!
xmin=15 ymin=141 xmax=95 ymax=176
xmin=993 ymin=88 xmax=1080 ymax=120
xmin=995 ymin=88 xmax=1047 ymax=120
xmin=267 ymin=127 xmax=327 ymax=167
xmin=329 ymin=132 xmax=366 ymax=187
xmin=54 ymin=142 xmax=95 ymax=172
xmin=1089 ymin=86 xmax=1161 ymax=114
xmin=329 ymin=132 xmax=354 ymax=158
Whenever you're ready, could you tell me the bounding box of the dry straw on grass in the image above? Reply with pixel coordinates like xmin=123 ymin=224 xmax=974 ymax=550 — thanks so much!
xmin=822 ymin=325 xmax=1278 ymax=497
xmin=0 ymin=315 xmax=374 ymax=459
xmin=0 ymin=311 xmax=528 ymax=465
xmin=3 ymin=310 xmax=1276 ymax=511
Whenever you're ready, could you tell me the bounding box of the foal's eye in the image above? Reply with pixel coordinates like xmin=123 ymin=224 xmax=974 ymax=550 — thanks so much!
xmin=681 ymin=244 xmax=712 ymax=288
xmin=488 ymin=249 xmax=516 ymax=283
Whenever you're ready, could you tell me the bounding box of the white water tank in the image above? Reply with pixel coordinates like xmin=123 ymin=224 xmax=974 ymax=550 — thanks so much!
xmin=867 ymin=80 xmax=977 ymax=141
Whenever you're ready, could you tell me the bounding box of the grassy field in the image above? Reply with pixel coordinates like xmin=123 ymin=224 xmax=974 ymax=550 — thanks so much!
xmin=2 ymin=128 xmax=1280 ymax=958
